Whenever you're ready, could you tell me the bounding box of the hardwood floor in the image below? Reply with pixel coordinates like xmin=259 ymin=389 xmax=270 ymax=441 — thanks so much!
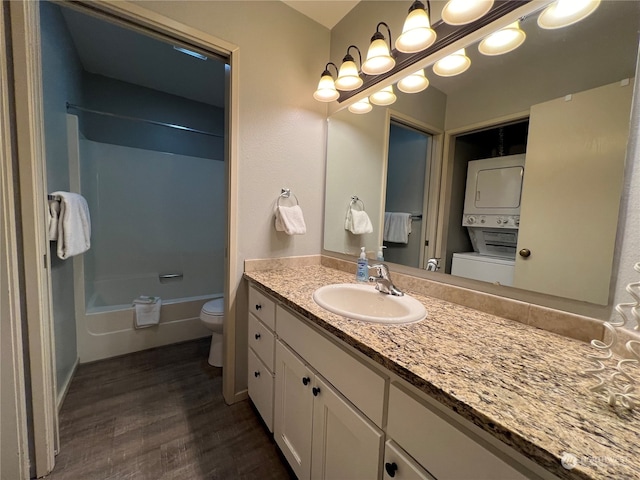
xmin=45 ymin=339 xmax=294 ymax=480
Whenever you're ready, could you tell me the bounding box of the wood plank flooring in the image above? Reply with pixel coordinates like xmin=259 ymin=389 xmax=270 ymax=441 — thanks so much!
xmin=45 ymin=339 xmax=294 ymax=480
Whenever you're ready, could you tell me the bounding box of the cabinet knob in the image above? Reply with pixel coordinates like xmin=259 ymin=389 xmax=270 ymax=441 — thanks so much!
xmin=254 ymin=371 xmax=260 ymax=378
xmin=255 ymin=304 xmax=262 ymax=310
xmin=385 ymin=462 xmax=398 ymax=477
xmin=255 ymin=333 xmax=261 ymax=340
xmin=519 ymin=248 xmax=531 ymax=258
xmin=312 ymin=387 xmax=320 ymax=397
xmin=302 ymin=376 xmax=310 ymax=386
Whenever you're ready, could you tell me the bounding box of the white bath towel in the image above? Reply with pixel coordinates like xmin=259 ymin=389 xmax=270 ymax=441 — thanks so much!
xmin=133 ymin=296 xmax=161 ymax=328
xmin=384 ymin=212 xmax=412 ymax=244
xmin=51 ymin=191 xmax=91 ymax=259
xmin=275 ymin=205 xmax=307 ymax=235
xmin=345 ymin=208 xmax=373 ymax=235
xmin=48 ymin=198 xmax=60 ymax=241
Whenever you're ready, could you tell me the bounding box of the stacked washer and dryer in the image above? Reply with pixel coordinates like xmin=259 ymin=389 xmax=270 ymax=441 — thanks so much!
xmin=451 ymin=154 xmax=526 ymax=287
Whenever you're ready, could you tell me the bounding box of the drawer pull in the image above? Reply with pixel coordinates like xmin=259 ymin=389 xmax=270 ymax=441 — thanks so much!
xmin=302 ymin=376 xmax=310 ymax=386
xmin=255 ymin=333 xmax=261 ymax=340
xmin=254 ymin=371 xmax=260 ymax=378
xmin=255 ymin=304 xmax=262 ymax=310
xmin=312 ymin=387 xmax=321 ymax=397
xmin=385 ymin=462 xmax=398 ymax=477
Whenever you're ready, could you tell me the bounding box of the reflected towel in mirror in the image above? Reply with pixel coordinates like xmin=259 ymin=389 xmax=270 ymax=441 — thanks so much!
xmin=345 ymin=208 xmax=373 ymax=235
xmin=384 ymin=212 xmax=412 ymax=243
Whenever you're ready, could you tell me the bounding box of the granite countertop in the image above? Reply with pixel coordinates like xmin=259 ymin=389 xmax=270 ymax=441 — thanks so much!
xmin=244 ymin=265 xmax=640 ymax=480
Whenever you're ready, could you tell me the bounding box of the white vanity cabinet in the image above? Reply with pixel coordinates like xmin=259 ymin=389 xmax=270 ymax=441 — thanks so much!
xmin=247 ymin=285 xmax=276 ymax=431
xmin=247 ymin=282 xmax=559 ymax=480
xmin=274 ymin=324 xmax=384 ymax=480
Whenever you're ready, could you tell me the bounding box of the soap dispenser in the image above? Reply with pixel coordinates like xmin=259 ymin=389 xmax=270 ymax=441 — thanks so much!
xmin=376 ymin=246 xmax=386 ymax=261
xmin=356 ymin=247 xmax=369 ymax=282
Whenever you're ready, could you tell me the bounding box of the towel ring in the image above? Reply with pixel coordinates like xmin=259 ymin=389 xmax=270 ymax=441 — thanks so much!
xmin=350 ymin=195 xmax=365 ymax=210
xmin=278 ymin=189 xmax=299 ymax=206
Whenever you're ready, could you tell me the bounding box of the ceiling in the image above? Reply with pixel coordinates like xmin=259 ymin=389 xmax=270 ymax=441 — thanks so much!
xmin=60 ymin=6 xmax=228 ymax=108
xmin=282 ymin=1 xmax=360 ymax=29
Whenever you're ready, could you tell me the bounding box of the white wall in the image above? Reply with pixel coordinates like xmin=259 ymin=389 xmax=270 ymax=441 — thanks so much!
xmin=39 ymin=0 xmax=81 ymax=396
xmin=135 ymin=1 xmax=329 ymax=393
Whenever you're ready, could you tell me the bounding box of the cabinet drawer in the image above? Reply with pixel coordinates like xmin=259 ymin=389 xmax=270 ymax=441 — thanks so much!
xmin=249 ymin=285 xmax=276 ymax=330
xmin=248 ymin=313 xmax=275 ymax=371
xmin=387 ymin=383 xmax=528 ymax=480
xmin=384 ymin=440 xmax=435 ymax=480
xmin=248 ymin=348 xmax=274 ymax=432
xmin=277 ymin=305 xmax=386 ymax=427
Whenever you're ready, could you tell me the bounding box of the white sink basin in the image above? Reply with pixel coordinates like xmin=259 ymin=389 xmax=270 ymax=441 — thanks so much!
xmin=312 ymin=283 xmax=426 ymax=325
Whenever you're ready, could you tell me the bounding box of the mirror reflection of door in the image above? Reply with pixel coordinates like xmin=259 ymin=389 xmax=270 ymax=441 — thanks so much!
xmin=383 ymin=121 xmax=431 ymax=268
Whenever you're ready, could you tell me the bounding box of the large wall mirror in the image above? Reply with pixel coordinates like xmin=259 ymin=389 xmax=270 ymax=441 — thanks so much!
xmin=323 ymin=0 xmax=639 ymax=309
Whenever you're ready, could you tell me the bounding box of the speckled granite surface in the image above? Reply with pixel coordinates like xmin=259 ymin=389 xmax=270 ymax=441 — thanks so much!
xmin=244 ymin=265 xmax=640 ymax=480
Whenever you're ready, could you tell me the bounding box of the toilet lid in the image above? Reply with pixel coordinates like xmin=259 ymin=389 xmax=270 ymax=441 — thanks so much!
xmin=202 ymin=298 xmax=224 ymax=315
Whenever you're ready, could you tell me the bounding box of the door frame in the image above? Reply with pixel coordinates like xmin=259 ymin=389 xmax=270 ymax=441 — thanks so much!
xmin=8 ymin=0 xmax=241 ymax=475
xmin=387 ymin=109 xmax=443 ymax=268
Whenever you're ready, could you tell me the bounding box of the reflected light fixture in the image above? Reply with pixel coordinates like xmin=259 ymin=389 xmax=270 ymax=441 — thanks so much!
xmin=370 ymin=85 xmax=397 ymax=106
xmin=362 ymin=22 xmax=396 ymax=75
xmin=395 ymin=1 xmax=436 ymax=54
xmin=441 ymin=0 xmax=494 ymax=26
xmin=348 ymin=97 xmax=373 ymax=114
xmin=397 ymin=69 xmax=429 ymax=94
xmin=335 ymin=45 xmax=364 ymax=91
xmin=313 ymin=62 xmax=339 ymax=102
xmin=433 ymin=48 xmax=471 ymax=77
xmin=537 ymin=0 xmax=600 ymax=29
xmin=478 ymin=21 xmax=526 ymax=56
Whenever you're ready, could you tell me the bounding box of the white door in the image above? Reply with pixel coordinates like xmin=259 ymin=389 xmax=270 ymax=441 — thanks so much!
xmin=311 ymin=375 xmax=384 ymax=480
xmin=515 ymin=80 xmax=633 ymax=304
xmin=274 ymin=341 xmax=314 ymax=480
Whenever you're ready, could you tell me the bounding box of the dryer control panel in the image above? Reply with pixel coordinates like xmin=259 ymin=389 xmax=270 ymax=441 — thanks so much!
xmin=463 ymin=214 xmax=520 ymax=229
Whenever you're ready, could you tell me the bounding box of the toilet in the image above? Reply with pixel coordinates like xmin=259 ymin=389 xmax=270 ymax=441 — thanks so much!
xmin=199 ymin=297 xmax=224 ymax=367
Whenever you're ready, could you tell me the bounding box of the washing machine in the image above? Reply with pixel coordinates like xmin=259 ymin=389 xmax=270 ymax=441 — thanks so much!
xmin=451 ymin=252 xmax=515 ymax=286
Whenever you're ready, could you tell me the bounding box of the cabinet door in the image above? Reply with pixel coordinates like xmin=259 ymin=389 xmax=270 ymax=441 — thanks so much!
xmin=383 ymin=440 xmax=436 ymax=480
xmin=274 ymin=341 xmax=314 ymax=480
xmin=247 ymin=348 xmax=274 ymax=432
xmin=515 ymin=80 xmax=633 ymax=304
xmin=311 ymin=375 xmax=384 ymax=480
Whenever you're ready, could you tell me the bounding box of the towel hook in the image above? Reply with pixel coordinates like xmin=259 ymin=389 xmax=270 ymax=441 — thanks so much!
xmin=278 ymin=188 xmax=299 ymax=206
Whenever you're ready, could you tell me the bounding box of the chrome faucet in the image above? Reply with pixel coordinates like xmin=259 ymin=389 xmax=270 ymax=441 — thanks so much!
xmin=368 ymin=263 xmax=404 ymax=296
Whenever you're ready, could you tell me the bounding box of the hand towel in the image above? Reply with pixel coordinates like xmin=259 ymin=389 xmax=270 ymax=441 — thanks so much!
xmin=345 ymin=208 xmax=373 ymax=235
xmin=48 ymin=198 xmax=60 ymax=241
xmin=275 ymin=205 xmax=307 ymax=235
xmin=384 ymin=212 xmax=412 ymax=244
xmin=133 ymin=296 xmax=161 ymax=328
xmin=51 ymin=191 xmax=91 ymax=259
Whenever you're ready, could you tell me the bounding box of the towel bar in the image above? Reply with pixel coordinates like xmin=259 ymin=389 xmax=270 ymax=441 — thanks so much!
xmin=159 ymin=273 xmax=183 ymax=280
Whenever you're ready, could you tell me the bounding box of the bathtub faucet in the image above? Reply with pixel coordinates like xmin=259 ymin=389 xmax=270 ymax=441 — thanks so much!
xmin=368 ymin=263 xmax=403 ymax=296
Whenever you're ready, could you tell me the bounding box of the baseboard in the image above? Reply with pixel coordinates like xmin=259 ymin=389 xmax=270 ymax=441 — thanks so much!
xmin=231 ymin=388 xmax=248 ymax=404
xmin=56 ymin=357 xmax=79 ymax=411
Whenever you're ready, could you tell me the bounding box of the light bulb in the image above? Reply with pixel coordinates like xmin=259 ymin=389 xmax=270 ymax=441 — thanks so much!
xmin=441 ymin=0 xmax=494 ymax=25
xmin=395 ymin=6 xmax=436 ymax=53
xmin=335 ymin=59 xmax=363 ymax=91
xmin=538 ymin=0 xmax=600 ymax=29
xmin=313 ymin=74 xmax=339 ymax=102
xmin=348 ymin=97 xmax=373 ymax=114
xmin=478 ymin=21 xmax=526 ymax=56
xmin=433 ymin=49 xmax=471 ymax=77
xmin=370 ymin=85 xmax=397 ymax=106
xmin=362 ymin=38 xmax=395 ymax=75
xmin=397 ymin=69 xmax=429 ymax=94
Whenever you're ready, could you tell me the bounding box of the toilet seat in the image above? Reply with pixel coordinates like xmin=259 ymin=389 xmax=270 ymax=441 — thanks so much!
xmin=201 ymin=298 xmax=224 ymax=328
